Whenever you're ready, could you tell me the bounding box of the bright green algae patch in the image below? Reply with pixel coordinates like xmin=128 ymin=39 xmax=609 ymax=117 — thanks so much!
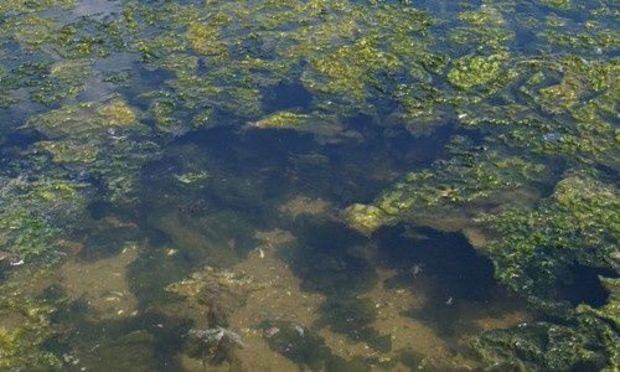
xmin=469 ymin=174 xmax=620 ymax=369
xmin=0 ymin=0 xmax=619 ymax=370
xmin=481 ymin=175 xmax=619 ymax=300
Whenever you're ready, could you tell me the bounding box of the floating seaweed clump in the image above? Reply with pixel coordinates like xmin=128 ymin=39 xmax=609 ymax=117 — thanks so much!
xmin=251 ymin=111 xmax=312 ymax=129
xmin=469 ymin=175 xmax=619 ymax=369
xmin=0 ymin=0 xmax=75 ymax=15
xmin=118 ymin=0 xmax=442 ymax=131
xmin=339 ymin=4 xmax=619 ymax=368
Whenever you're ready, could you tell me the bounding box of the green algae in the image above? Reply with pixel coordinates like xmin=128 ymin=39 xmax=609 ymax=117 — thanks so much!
xmin=480 ymin=174 xmax=619 ymax=301
xmin=343 ymin=204 xmax=390 ymax=237
xmin=27 ymin=98 xmax=138 ymax=137
xmin=24 ymin=98 xmax=159 ymax=204
xmin=175 ymin=171 xmax=210 ymax=186
xmin=252 ymin=111 xmax=312 ymax=129
xmin=186 ymin=22 xmax=229 ymax=60
xmin=0 ymin=268 xmax=68 ymax=371
xmin=0 ymin=0 xmax=74 ymax=15
xmin=0 ymin=177 xmax=85 ymax=260
xmin=0 ymin=294 xmax=61 ymax=371
xmin=473 ymin=317 xmax=618 ymax=371
xmin=345 ymin=136 xmax=549 ymax=234
xmin=541 ymin=0 xmax=573 ymax=10
xmin=474 ymin=273 xmax=620 ymax=370
xmin=447 ymin=53 xmax=511 ymax=91
xmin=0 ymin=0 xmax=618 ymax=370
xmin=115 ymin=0 xmax=440 ymax=129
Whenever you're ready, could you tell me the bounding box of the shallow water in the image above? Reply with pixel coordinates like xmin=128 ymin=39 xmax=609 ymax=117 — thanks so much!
xmin=0 ymin=0 xmax=618 ymax=371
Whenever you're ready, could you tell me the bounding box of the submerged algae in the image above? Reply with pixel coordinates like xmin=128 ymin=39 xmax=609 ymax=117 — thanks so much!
xmin=25 ymin=98 xmax=159 ymax=204
xmin=345 ymin=136 xmax=549 ymax=234
xmin=480 ymin=174 xmax=619 ymax=301
xmin=0 ymin=0 xmax=619 ymax=370
xmin=0 ymin=177 xmax=85 ymax=260
xmin=0 ymin=298 xmax=61 ymax=370
xmin=475 ymin=275 xmax=620 ymax=371
xmin=0 ymin=269 xmax=66 ymax=370
xmin=447 ymin=53 xmax=510 ymax=91
xmin=251 ymin=111 xmax=312 ymax=129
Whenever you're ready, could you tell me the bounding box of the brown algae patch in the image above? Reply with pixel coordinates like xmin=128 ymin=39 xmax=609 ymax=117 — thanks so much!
xmin=59 ymin=243 xmax=140 ymax=321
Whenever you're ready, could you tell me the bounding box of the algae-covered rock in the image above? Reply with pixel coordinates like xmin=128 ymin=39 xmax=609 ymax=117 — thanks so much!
xmin=0 ymin=326 xmax=61 ymax=370
xmin=96 ymin=99 xmax=137 ymax=126
xmin=26 ymin=98 xmax=138 ymax=138
xmin=167 ymin=266 xmax=265 ymax=325
xmin=474 ymin=318 xmax=617 ymax=371
xmin=465 ymin=171 xmax=620 ymax=369
xmin=475 ymin=275 xmax=620 ymax=371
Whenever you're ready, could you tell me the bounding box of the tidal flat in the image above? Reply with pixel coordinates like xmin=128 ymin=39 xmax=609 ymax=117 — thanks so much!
xmin=0 ymin=0 xmax=618 ymax=370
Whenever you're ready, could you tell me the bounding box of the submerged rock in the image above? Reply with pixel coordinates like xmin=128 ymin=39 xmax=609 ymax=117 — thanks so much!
xmin=166 ymin=266 xmax=265 ymax=325
xmin=189 ymin=327 xmax=245 ymax=348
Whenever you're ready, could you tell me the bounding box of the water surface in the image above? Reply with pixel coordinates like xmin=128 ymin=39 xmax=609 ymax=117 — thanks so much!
xmin=0 ymin=0 xmax=618 ymax=370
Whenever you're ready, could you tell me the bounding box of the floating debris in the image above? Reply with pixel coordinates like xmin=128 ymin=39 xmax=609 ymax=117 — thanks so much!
xmin=410 ymin=264 xmax=424 ymax=277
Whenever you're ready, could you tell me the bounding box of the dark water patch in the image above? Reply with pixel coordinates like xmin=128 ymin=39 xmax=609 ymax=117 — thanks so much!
xmin=286 ymin=221 xmax=377 ymax=296
xmin=317 ymin=297 xmax=392 ymax=353
xmin=86 ymin=201 xmax=116 ymax=220
xmin=259 ymin=320 xmax=371 ymax=372
xmin=557 ymin=263 xmax=617 ymax=308
xmin=54 ymin=308 xmax=190 ymax=371
xmin=397 ymin=349 xmax=428 ymax=370
xmin=78 ymin=226 xmax=143 ymax=261
xmin=164 ymin=122 xmax=445 ymax=211
xmin=262 ymin=81 xmax=313 ymax=112
xmin=1 ymin=130 xmax=45 ymax=149
xmin=373 ymin=225 xmax=506 ymax=336
xmin=377 ymin=225 xmax=497 ymax=302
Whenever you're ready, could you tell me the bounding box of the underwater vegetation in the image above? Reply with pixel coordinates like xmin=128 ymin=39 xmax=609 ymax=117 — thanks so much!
xmin=0 ymin=0 xmax=619 ymax=370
